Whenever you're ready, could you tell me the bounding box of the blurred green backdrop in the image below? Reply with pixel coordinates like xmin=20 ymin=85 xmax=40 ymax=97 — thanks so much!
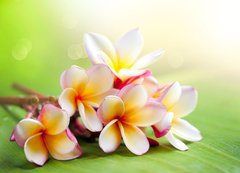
xmin=0 ymin=0 xmax=239 ymax=173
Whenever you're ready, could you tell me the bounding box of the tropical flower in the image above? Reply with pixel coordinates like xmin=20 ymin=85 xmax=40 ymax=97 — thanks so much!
xmin=133 ymin=76 xmax=160 ymax=98
xmin=84 ymin=28 xmax=164 ymax=82
xmin=59 ymin=64 xmax=117 ymax=132
xmin=152 ymin=82 xmax=202 ymax=151
xmin=13 ymin=104 xmax=82 ymax=166
xmin=97 ymin=84 xmax=166 ymax=155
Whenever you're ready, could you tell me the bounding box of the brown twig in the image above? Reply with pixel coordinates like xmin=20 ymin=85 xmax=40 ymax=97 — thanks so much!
xmin=12 ymin=83 xmax=46 ymax=97
xmin=0 ymin=96 xmax=57 ymax=107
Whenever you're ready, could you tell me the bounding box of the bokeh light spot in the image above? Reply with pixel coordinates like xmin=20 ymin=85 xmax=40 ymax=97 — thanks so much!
xmin=68 ymin=44 xmax=86 ymax=60
xmin=12 ymin=38 xmax=32 ymax=61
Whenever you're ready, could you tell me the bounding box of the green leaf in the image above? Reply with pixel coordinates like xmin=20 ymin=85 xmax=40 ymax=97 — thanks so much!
xmin=0 ymin=71 xmax=239 ymax=173
xmin=0 ymin=1 xmax=239 ymax=172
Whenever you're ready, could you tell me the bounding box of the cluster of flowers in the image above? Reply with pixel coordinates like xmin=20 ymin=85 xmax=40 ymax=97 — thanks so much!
xmin=11 ymin=29 xmax=202 ymax=166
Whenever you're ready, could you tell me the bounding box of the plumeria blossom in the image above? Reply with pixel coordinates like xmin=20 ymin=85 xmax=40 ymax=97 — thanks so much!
xmin=84 ymin=28 xmax=164 ymax=83
xmin=115 ymin=75 xmax=160 ymax=98
xmin=152 ymin=82 xmax=202 ymax=151
xmin=8 ymin=29 xmax=203 ymax=167
xmin=97 ymin=84 xmax=166 ymax=155
xmin=13 ymin=104 xmax=82 ymax=166
xmin=113 ymin=70 xmax=152 ymax=89
xmin=132 ymin=76 xmax=160 ymax=98
xmin=59 ymin=64 xmax=117 ymax=132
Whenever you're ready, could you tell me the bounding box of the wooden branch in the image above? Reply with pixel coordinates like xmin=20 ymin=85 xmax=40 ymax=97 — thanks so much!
xmin=0 ymin=96 xmax=57 ymax=106
xmin=12 ymin=83 xmax=46 ymax=97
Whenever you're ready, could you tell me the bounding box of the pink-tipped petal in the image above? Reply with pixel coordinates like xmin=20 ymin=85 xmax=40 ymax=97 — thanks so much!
xmin=83 ymin=64 xmax=114 ymax=97
xmin=141 ymin=76 xmax=159 ymax=97
xmin=59 ymin=88 xmax=78 ymax=117
xmin=160 ymin=82 xmax=182 ymax=108
xmin=118 ymin=84 xmax=148 ymax=113
xmin=84 ymin=32 xmax=118 ymax=65
xmin=123 ymin=101 xmax=166 ymax=127
xmin=169 ymin=86 xmax=198 ymax=117
xmin=130 ymin=77 xmax=144 ymax=85
xmin=60 ymin=65 xmax=88 ymax=91
xmin=131 ymin=49 xmax=165 ymax=70
xmin=172 ymin=118 xmax=202 ymax=142
xmin=114 ymin=70 xmax=151 ymax=89
xmin=14 ymin=119 xmax=44 ymax=147
xmin=99 ymin=119 xmax=121 ymax=153
xmin=115 ymin=28 xmax=143 ymax=68
xmin=24 ymin=133 xmax=48 ymax=166
xmin=44 ymin=130 xmax=82 ymax=160
xmin=38 ymin=104 xmax=69 ymax=135
xmin=165 ymin=131 xmax=188 ymax=151
xmin=153 ymin=84 xmax=169 ymax=99
xmin=78 ymin=102 xmax=103 ymax=132
xmin=10 ymin=130 xmax=15 ymax=141
xmin=84 ymin=88 xmax=119 ymax=108
xmin=147 ymin=137 xmax=159 ymax=147
xmin=152 ymin=112 xmax=174 ymax=138
xmin=97 ymin=96 xmax=125 ymax=124
xmin=118 ymin=69 xmax=148 ymax=81
xmin=118 ymin=122 xmax=149 ymax=155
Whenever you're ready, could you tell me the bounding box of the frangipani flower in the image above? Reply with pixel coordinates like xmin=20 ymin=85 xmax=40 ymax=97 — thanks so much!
xmin=59 ymin=64 xmax=117 ymax=132
xmin=97 ymin=84 xmax=166 ymax=155
xmin=84 ymin=28 xmax=164 ymax=82
xmin=13 ymin=104 xmax=82 ymax=166
xmin=133 ymin=76 xmax=160 ymax=98
xmin=153 ymin=82 xmax=202 ymax=151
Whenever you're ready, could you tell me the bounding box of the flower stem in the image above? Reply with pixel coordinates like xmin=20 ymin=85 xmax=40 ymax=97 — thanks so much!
xmin=12 ymin=83 xmax=46 ymax=97
xmin=0 ymin=96 xmax=57 ymax=106
xmin=70 ymin=116 xmax=92 ymax=138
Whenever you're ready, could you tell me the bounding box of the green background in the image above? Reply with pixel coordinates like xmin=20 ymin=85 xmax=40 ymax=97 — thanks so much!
xmin=0 ymin=1 xmax=239 ymax=172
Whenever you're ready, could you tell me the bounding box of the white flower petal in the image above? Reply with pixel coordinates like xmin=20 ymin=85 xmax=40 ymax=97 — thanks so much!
xmin=96 ymin=51 xmax=121 ymax=79
xmin=115 ymin=28 xmax=143 ymax=68
xmin=84 ymin=88 xmax=119 ymax=108
xmin=172 ymin=118 xmax=202 ymax=142
xmin=44 ymin=129 xmax=82 ymax=160
xmin=83 ymin=64 xmax=114 ymax=97
xmin=119 ymin=122 xmax=149 ymax=155
xmin=97 ymin=95 xmax=125 ymax=124
xmin=24 ymin=133 xmax=48 ymax=166
xmin=84 ymin=32 xmax=117 ymax=65
xmin=141 ymin=76 xmax=159 ymax=97
xmin=96 ymin=51 xmax=116 ymax=69
xmin=99 ymin=119 xmax=121 ymax=153
xmin=58 ymin=88 xmax=78 ymax=117
xmin=118 ymin=68 xmax=148 ymax=81
xmin=38 ymin=104 xmax=70 ymax=135
xmin=160 ymin=82 xmax=182 ymax=109
xmin=165 ymin=131 xmax=188 ymax=151
xmin=78 ymin=102 xmax=103 ymax=132
xmin=60 ymin=65 xmax=88 ymax=91
xmin=123 ymin=101 xmax=166 ymax=127
xmin=169 ymin=86 xmax=198 ymax=117
xmin=132 ymin=49 xmax=165 ymax=69
xmin=152 ymin=112 xmax=174 ymax=138
xmin=118 ymin=84 xmax=148 ymax=113
xmin=14 ymin=119 xmax=44 ymax=147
